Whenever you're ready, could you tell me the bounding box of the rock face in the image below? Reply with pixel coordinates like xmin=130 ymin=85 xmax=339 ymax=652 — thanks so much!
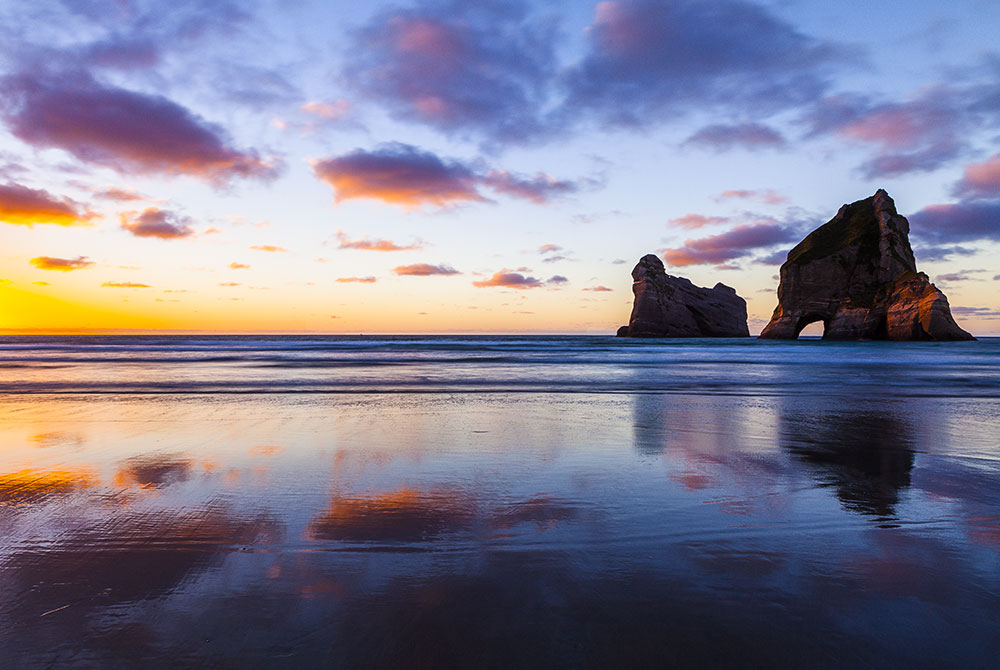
xmin=760 ymin=189 xmax=973 ymax=341
xmin=617 ymin=254 xmax=750 ymax=337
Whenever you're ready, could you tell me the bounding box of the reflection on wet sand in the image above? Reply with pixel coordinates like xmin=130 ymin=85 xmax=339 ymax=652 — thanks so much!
xmin=779 ymin=408 xmax=915 ymax=519
xmin=114 ymin=454 xmax=193 ymax=488
xmin=0 ymin=468 xmax=97 ymax=506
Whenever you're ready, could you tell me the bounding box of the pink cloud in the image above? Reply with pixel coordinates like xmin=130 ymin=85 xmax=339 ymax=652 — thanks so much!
xmin=668 ymin=214 xmax=729 ymax=229
xmin=953 ymin=154 xmax=1000 ymax=199
xmin=473 ymin=270 xmax=544 ymax=289
xmin=336 ymin=276 xmax=377 ymax=283
xmin=583 ymin=285 xmax=613 ymax=292
xmin=716 ymin=189 xmax=787 ymax=205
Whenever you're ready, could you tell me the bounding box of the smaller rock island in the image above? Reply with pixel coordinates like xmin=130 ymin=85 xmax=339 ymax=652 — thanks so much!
xmin=617 ymin=254 xmax=750 ymax=338
xmin=760 ymin=189 xmax=973 ymax=341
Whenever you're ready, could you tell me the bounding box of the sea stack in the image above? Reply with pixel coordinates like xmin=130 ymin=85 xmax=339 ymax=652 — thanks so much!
xmin=617 ymin=254 xmax=750 ymax=337
xmin=760 ymin=189 xmax=973 ymax=341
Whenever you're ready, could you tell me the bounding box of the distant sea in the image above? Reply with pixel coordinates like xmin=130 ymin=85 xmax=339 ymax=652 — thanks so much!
xmin=1 ymin=335 xmax=998 ymax=667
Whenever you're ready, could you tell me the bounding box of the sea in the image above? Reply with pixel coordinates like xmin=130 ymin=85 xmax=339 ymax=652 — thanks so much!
xmin=1 ymin=335 xmax=998 ymax=668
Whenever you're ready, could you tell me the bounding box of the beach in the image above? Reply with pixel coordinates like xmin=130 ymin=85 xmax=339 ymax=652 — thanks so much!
xmin=1 ymin=335 xmax=999 ymax=667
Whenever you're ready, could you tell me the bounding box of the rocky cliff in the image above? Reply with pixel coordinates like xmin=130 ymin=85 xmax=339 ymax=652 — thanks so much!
xmin=759 ymin=189 xmax=973 ymax=341
xmin=617 ymin=254 xmax=750 ymax=337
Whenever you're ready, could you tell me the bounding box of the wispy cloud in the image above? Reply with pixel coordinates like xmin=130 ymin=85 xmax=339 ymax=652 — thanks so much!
xmin=335 ymin=229 xmax=423 ymax=252
xmin=336 ymin=276 xmax=377 ymax=283
xmin=715 ymin=189 xmax=787 ymax=205
xmin=682 ymin=123 xmax=786 ymax=151
xmin=393 ymin=263 xmax=460 ymax=276
xmin=250 ymin=244 xmax=287 ymax=252
xmin=229 ymin=262 xmax=250 ymax=269
xmin=29 ymin=256 xmax=93 ymax=271
xmin=102 ymin=281 xmax=150 ymax=288
xmin=662 ymin=220 xmax=798 ymax=266
xmin=668 ymin=214 xmax=730 ymax=229
xmin=952 ymin=154 xmax=1000 ymax=199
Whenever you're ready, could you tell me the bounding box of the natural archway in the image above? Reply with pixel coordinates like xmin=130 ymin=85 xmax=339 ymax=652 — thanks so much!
xmin=793 ymin=314 xmax=829 ymax=339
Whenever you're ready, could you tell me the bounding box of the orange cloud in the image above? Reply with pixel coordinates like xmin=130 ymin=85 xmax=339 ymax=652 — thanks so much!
xmin=0 ymin=182 xmax=93 ymax=226
xmin=229 ymin=262 xmax=250 ymax=269
xmin=29 ymin=256 xmax=94 ymax=271
xmin=336 ymin=276 xmax=377 ymax=283
xmin=250 ymin=244 xmax=287 ymax=252
xmin=218 ymin=282 xmax=241 ymax=287
xmin=101 ymin=281 xmax=150 ymax=288
xmin=668 ymin=213 xmax=729 ymax=229
xmin=393 ymin=263 xmax=460 ymax=276
xmin=473 ymin=270 xmax=543 ymax=288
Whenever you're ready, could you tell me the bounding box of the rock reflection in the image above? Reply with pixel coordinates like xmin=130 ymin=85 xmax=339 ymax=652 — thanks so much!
xmin=114 ymin=454 xmax=192 ymax=488
xmin=779 ymin=408 xmax=915 ymax=519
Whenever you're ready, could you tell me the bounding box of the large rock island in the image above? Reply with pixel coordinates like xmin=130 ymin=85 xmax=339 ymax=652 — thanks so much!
xmin=760 ymin=189 xmax=973 ymax=341
xmin=617 ymin=254 xmax=750 ymax=337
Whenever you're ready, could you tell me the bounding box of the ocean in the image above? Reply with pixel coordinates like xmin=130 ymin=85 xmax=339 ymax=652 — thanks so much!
xmin=1 ymin=335 xmax=998 ymax=667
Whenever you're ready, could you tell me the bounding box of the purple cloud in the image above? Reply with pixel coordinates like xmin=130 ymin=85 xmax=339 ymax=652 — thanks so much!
xmin=313 ymin=143 xmax=585 ymax=208
xmin=29 ymin=256 xmax=93 ymax=271
xmin=663 ymin=221 xmax=798 ymax=266
xmin=910 ymin=200 xmax=1000 ymax=243
xmin=473 ymin=270 xmax=545 ymax=289
xmin=565 ymin=0 xmax=841 ymax=127
xmin=480 ymin=171 xmax=578 ymax=204
xmin=2 ymin=72 xmax=278 ymax=182
xmin=915 ymin=245 xmax=978 ymax=263
xmin=682 ymin=123 xmax=786 ymax=151
xmin=314 ymin=144 xmax=483 ymax=207
xmin=344 ymin=1 xmax=555 ymax=143
xmin=335 ymin=229 xmax=423 ymax=252
xmin=120 ymin=208 xmax=194 ymax=239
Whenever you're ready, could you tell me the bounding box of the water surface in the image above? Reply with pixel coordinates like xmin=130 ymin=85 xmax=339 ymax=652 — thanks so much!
xmin=1 ymin=336 xmax=998 ymax=667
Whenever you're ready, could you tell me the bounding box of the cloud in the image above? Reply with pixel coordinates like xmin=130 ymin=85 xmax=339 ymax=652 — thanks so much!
xmin=102 ymin=281 xmax=150 ymax=288
xmin=301 ymin=100 xmax=351 ymax=121
xmin=951 ymin=306 xmax=1000 ymax=318
xmin=480 ymin=171 xmax=579 ymax=204
xmin=541 ymin=255 xmax=569 ymax=263
xmin=313 ymin=143 xmax=586 ymax=208
xmin=682 ymin=123 xmax=786 ymax=151
xmin=473 ymin=270 xmax=544 ymax=289
xmin=229 ymin=262 xmax=250 ymax=269
xmin=583 ymin=285 xmax=613 ymax=292
xmin=935 ymin=270 xmax=986 ymax=283
xmin=93 ymin=187 xmax=149 ymax=202
xmin=565 ymin=0 xmax=842 ymax=127
xmin=393 ymin=263 xmax=460 ymax=276
xmin=218 ymin=282 xmax=241 ymax=287
xmin=1 ymin=72 xmax=278 ymax=183
xmin=121 ymin=208 xmax=193 ymax=239
xmin=336 ymin=276 xmax=377 ymax=283
xmin=662 ymin=220 xmax=798 ymax=266
xmin=915 ymin=245 xmax=978 ymax=262
xmin=0 ymin=182 xmax=93 ymax=226
xmin=804 ymin=89 xmax=969 ymax=178
xmin=754 ymin=250 xmax=789 ymax=265
xmin=716 ymin=189 xmax=787 ymax=205
xmin=343 ymin=1 xmax=556 ymax=143
xmin=668 ymin=214 xmax=730 ymax=229
xmin=952 ymin=154 xmax=1000 ymax=199
xmin=250 ymin=244 xmax=287 ymax=252
xmin=909 ymin=200 xmax=1000 ymax=243
xmin=313 ymin=143 xmax=483 ymax=207
xmin=547 ymin=275 xmax=568 ymax=285
xmin=335 ymin=229 xmax=422 ymax=252
xmin=537 ymin=244 xmax=562 ymax=254
xmin=29 ymin=256 xmax=93 ymax=271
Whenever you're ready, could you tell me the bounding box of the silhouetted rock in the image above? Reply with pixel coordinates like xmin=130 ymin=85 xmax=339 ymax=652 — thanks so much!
xmin=617 ymin=254 xmax=749 ymax=337
xmin=760 ymin=189 xmax=974 ymax=340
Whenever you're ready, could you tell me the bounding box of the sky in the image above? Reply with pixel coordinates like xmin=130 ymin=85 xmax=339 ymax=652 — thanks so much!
xmin=1 ymin=0 xmax=1000 ymax=334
